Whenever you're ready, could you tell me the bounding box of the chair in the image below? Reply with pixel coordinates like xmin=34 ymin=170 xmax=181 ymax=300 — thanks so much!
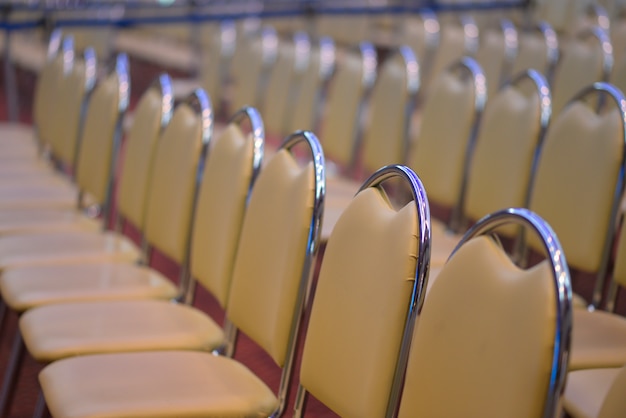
xmin=36 ymin=130 xmax=324 ymax=418
xmin=260 ymin=31 xmax=311 ymax=140
xmin=424 ymin=14 xmax=479 ymax=91
xmin=407 ymin=57 xmax=487 ymax=235
xmin=397 ymin=207 xmax=572 ymax=418
xmin=564 ymin=364 xmax=626 ymax=418
xmin=525 ymin=82 xmax=626 ymax=309
xmin=0 ymin=105 xmax=263 ymax=416
xmin=474 ymin=18 xmax=518 ymax=96
xmin=294 ymin=164 xmax=431 ymax=417
xmin=284 ymin=36 xmax=336 ymax=136
xmin=0 ymin=52 xmax=128 ymax=213
xmin=427 ymin=70 xmax=551 ymax=281
xmin=321 ymin=45 xmax=419 ymax=240
xmin=0 ymin=54 xmax=144 ymax=271
xmin=319 ymin=42 xmax=377 ymax=175
xmin=563 ymin=214 xmax=626 ymax=371
xmin=510 ymin=21 xmax=559 ymax=82
xmin=401 ymin=9 xmax=439 ymax=80
xmin=229 ymin=25 xmax=278 ymax=114
xmin=550 ymin=26 xmax=613 ymax=116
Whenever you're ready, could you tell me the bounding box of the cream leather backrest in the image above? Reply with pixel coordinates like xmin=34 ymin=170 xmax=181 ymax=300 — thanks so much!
xmin=551 ymin=27 xmax=612 ymax=116
xmin=321 ymin=43 xmax=376 ymax=170
xmin=426 ymin=15 xmax=479 ymax=88
xmin=51 ymin=49 xmax=96 ymax=169
xmin=261 ymin=33 xmax=310 ymax=137
xmin=399 ymin=208 xmax=571 ymax=418
xmin=361 ymin=46 xmax=418 ymax=175
xmin=408 ymin=58 xmax=485 ymax=224
xmin=75 ymin=54 xmax=128 ymax=207
xmin=190 ymin=109 xmax=263 ymax=309
xmin=464 ymin=71 xmax=548 ymax=224
xmin=116 ymin=75 xmax=172 ymax=230
xmin=35 ymin=37 xmax=72 ymax=149
xmin=226 ymin=132 xmax=323 ymax=368
xmin=475 ymin=19 xmax=517 ymax=97
xmin=399 ymin=237 xmax=558 ymax=418
xmin=299 ymin=185 xmax=422 ymax=417
xmin=199 ymin=21 xmax=236 ymax=110
xmin=402 ymin=10 xmax=439 ymax=68
xmin=230 ymin=27 xmax=277 ymax=112
xmin=511 ymin=22 xmax=559 ymax=80
xmin=528 ymin=87 xmax=624 ymax=275
xmin=286 ymin=38 xmax=332 ymax=134
xmin=143 ymin=90 xmax=209 ymax=265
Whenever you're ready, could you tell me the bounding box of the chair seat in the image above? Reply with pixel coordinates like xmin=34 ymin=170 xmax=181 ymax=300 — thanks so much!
xmin=0 ymin=208 xmax=101 ymax=235
xmin=563 ymin=367 xmax=622 ymax=418
xmin=0 ymin=231 xmax=141 ymax=269
xmin=39 ymin=351 xmax=278 ymax=418
xmin=0 ymin=182 xmax=78 ymax=210
xmin=0 ymin=262 xmax=177 ymax=312
xmin=570 ymin=309 xmax=626 ymax=370
xmin=20 ymin=300 xmax=224 ymax=362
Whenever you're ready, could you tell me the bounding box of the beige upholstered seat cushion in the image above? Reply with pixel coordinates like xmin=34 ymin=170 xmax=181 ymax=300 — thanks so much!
xmin=570 ymin=309 xmax=626 ymax=370
xmin=0 ymin=182 xmax=78 ymax=210
xmin=20 ymin=300 xmax=223 ymax=362
xmin=0 ymin=208 xmax=101 ymax=236
xmin=564 ymin=367 xmax=624 ymax=418
xmin=39 ymin=351 xmax=278 ymax=418
xmin=0 ymin=231 xmax=140 ymax=270
xmin=0 ymin=262 xmax=176 ymax=312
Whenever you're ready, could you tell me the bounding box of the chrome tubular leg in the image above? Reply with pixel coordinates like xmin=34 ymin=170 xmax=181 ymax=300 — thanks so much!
xmin=0 ymin=330 xmax=25 ymax=417
xmin=293 ymin=384 xmax=308 ymax=418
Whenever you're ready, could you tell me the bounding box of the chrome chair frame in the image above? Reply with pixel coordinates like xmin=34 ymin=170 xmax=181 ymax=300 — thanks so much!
xmin=311 ymin=36 xmax=336 ymax=134
xmin=264 ymin=130 xmax=325 ymax=417
xmin=293 ymin=164 xmax=431 ymax=418
xmin=446 ymin=56 xmax=488 ymax=233
xmin=478 ymin=18 xmax=518 ymax=92
xmin=402 ymin=8 xmax=439 ymax=85
xmin=347 ymin=41 xmax=377 ymax=174
xmin=280 ymin=30 xmax=311 ymax=136
xmin=514 ymin=21 xmax=559 ymax=83
xmin=254 ymin=25 xmax=279 ymax=110
xmin=449 ymin=207 xmax=572 ymax=418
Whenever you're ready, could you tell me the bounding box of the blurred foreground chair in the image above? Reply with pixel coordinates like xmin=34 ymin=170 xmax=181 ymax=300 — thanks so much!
xmin=36 ymin=130 xmax=325 ymax=418
xmin=294 ymin=165 xmax=430 ymax=417
xmin=398 ymin=207 xmax=572 ymax=418
xmin=564 ymin=364 xmax=626 ymax=418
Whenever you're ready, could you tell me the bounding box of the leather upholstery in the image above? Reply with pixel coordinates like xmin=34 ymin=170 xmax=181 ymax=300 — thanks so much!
xmin=300 ymin=187 xmax=418 ymax=418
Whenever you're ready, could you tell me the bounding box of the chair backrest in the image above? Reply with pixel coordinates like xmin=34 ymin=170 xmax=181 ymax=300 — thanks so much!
xmin=474 ymin=18 xmax=518 ymax=96
xmin=360 ymin=45 xmax=420 ymax=176
xmin=551 ymin=26 xmax=613 ymax=115
xmin=510 ymin=21 xmax=559 ymax=82
xmin=225 ymin=131 xmax=324 ymax=417
xmin=401 ymin=9 xmax=439 ymax=76
xmin=142 ymin=89 xmax=212 ymax=269
xmin=426 ymin=14 xmax=479 ymax=89
xmin=198 ymin=20 xmax=236 ymax=112
xmin=294 ymin=165 xmax=431 ymax=418
xmin=230 ymin=26 xmax=278 ymax=112
xmin=115 ymin=74 xmax=174 ymax=232
xmin=527 ymin=82 xmax=626 ymax=308
xmin=398 ymin=207 xmax=572 ymax=418
xmin=188 ymin=107 xmax=264 ymax=307
xmin=320 ymin=42 xmax=377 ymax=173
xmin=463 ymin=70 xmax=551 ymax=227
xmin=33 ymin=31 xmax=73 ymax=151
xmin=603 ymin=211 xmax=626 ymax=312
xmin=261 ymin=31 xmax=311 ymax=138
xmin=407 ymin=57 xmax=487 ymax=231
xmin=49 ymin=47 xmax=97 ymax=170
xmin=286 ymin=36 xmax=336 ymax=135
xmin=74 ymin=53 xmax=130 ymax=224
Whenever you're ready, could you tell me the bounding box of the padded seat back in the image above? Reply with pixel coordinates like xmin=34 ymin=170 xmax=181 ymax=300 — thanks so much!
xmin=474 ymin=19 xmax=518 ymax=96
xmin=510 ymin=22 xmax=559 ymax=80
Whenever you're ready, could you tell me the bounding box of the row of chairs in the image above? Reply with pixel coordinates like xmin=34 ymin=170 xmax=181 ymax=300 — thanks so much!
xmin=0 ymin=30 xmax=579 ymax=418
